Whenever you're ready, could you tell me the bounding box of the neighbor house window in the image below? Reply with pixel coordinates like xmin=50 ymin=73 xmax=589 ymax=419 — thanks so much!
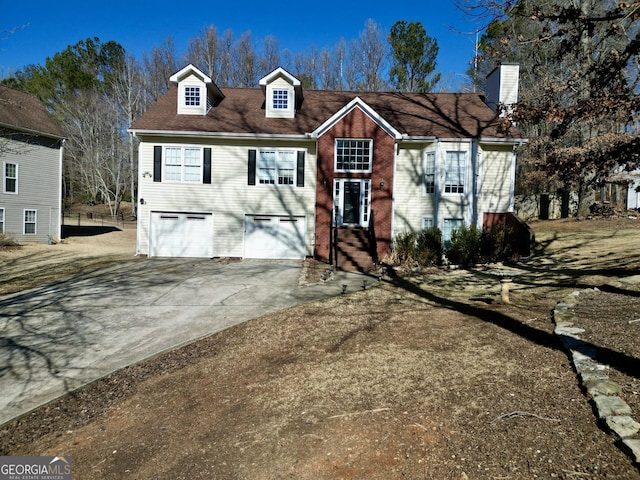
xmin=184 ymin=86 xmax=201 ymax=106
xmin=444 ymin=151 xmax=466 ymax=194
xmin=424 ymin=151 xmax=435 ymax=194
xmin=4 ymin=162 xmax=17 ymax=193
xmin=335 ymin=139 xmax=372 ymax=172
xmin=258 ymin=150 xmax=296 ymax=185
xmin=164 ymin=146 xmax=202 ymax=183
xmin=272 ymin=89 xmax=289 ymax=110
xmin=422 ymin=216 xmax=434 ymax=230
xmin=443 ymin=218 xmax=463 ymax=245
xmin=24 ymin=209 xmax=36 ymax=235
xmin=0 ymin=208 xmax=4 ymax=234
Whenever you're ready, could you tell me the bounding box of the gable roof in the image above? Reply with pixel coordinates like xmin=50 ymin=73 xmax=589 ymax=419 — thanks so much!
xmin=130 ymin=86 xmax=524 ymax=142
xmin=0 ymin=85 xmax=65 ymax=139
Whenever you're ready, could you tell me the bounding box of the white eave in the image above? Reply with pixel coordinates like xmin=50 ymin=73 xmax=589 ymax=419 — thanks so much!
xmin=170 ymin=64 xmax=225 ymax=101
xmin=128 ymin=128 xmax=312 ymax=141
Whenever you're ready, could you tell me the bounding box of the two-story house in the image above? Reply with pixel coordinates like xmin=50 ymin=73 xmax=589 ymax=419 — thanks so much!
xmin=130 ymin=64 xmax=525 ymax=270
xmin=0 ymin=85 xmax=65 ymax=244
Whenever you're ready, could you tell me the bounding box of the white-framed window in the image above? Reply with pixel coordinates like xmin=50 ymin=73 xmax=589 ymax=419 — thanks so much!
xmin=24 ymin=209 xmax=36 ymax=235
xmin=4 ymin=162 xmax=17 ymax=193
xmin=421 ymin=216 xmax=434 ymax=230
xmin=423 ymin=151 xmax=435 ymax=195
xmin=184 ymin=85 xmax=201 ymax=107
xmin=272 ymin=88 xmax=289 ymax=110
xmin=444 ymin=151 xmax=466 ymax=194
xmin=164 ymin=146 xmax=203 ymax=183
xmin=443 ymin=218 xmax=464 ymax=245
xmin=258 ymin=150 xmax=296 ymax=186
xmin=335 ymin=139 xmax=372 ymax=172
xmin=0 ymin=208 xmax=4 ymax=234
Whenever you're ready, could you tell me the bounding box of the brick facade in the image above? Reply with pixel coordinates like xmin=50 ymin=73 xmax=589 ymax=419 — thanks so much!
xmin=314 ymin=107 xmax=394 ymax=262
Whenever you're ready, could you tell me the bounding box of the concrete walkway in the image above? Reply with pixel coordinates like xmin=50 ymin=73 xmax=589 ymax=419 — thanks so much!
xmin=0 ymin=258 xmax=372 ymax=426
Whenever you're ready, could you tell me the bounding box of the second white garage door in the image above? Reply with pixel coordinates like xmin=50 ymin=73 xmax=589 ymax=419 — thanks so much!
xmin=244 ymin=215 xmax=306 ymax=259
xmin=149 ymin=211 xmax=213 ymax=258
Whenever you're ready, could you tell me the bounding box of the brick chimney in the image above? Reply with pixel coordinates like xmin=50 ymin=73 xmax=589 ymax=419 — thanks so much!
xmin=485 ymin=63 xmax=520 ymax=116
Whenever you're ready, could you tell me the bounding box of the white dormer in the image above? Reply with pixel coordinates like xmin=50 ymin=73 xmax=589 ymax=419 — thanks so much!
xmin=170 ymin=64 xmax=224 ymax=115
xmin=259 ymin=67 xmax=303 ymax=119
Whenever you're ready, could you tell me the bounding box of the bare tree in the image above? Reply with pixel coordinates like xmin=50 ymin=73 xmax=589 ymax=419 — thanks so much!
xmin=351 ymin=19 xmax=389 ymax=91
xmin=142 ymin=36 xmax=177 ymax=102
xmin=185 ymin=25 xmax=220 ymax=79
xmin=233 ymin=32 xmax=259 ymax=87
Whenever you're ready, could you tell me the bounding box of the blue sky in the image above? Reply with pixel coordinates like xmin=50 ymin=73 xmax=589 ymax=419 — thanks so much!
xmin=1 ymin=0 xmax=484 ymax=90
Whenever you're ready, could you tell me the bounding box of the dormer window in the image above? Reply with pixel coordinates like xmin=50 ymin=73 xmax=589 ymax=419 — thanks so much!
xmin=259 ymin=67 xmax=302 ymax=119
xmin=170 ymin=64 xmax=225 ymax=115
xmin=272 ymin=89 xmax=289 ymax=110
xmin=184 ymin=86 xmax=201 ymax=107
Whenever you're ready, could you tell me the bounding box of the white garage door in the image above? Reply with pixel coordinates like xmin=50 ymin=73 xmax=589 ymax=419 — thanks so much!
xmin=149 ymin=211 xmax=213 ymax=258
xmin=244 ymin=215 xmax=306 ymax=259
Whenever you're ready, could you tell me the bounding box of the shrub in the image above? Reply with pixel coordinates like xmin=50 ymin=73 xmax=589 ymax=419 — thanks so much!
xmin=0 ymin=234 xmax=19 ymax=247
xmin=415 ymin=228 xmax=443 ymax=266
xmin=480 ymin=224 xmax=514 ymax=263
xmin=446 ymin=225 xmax=482 ymax=265
xmin=390 ymin=228 xmax=443 ymax=268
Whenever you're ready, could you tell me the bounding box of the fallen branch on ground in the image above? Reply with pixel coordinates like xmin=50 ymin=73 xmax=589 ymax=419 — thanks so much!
xmin=490 ymin=411 xmax=561 ymax=424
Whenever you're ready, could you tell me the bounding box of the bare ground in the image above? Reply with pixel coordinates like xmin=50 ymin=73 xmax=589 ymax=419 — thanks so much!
xmin=2 ymin=215 xmax=640 ymax=479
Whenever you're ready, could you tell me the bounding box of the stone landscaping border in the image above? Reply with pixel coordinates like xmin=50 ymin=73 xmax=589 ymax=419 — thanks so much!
xmin=553 ymin=290 xmax=640 ymax=466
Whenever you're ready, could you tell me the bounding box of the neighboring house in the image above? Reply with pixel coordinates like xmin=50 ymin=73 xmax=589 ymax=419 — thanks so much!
xmin=0 ymin=85 xmax=65 ymax=244
xmin=130 ymin=64 xmax=525 ymax=270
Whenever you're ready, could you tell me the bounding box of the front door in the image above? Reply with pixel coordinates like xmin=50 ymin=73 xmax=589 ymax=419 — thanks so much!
xmin=343 ymin=181 xmax=361 ymax=224
xmin=334 ymin=179 xmax=370 ymax=226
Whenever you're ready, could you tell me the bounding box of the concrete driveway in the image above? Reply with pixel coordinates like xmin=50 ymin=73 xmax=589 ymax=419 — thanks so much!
xmin=0 ymin=258 xmax=368 ymax=425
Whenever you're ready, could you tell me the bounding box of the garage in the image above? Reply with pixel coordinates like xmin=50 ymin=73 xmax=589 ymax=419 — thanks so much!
xmin=244 ymin=215 xmax=306 ymax=259
xmin=149 ymin=211 xmax=213 ymax=258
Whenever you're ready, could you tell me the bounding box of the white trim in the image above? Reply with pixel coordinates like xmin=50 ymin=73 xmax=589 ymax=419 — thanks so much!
xmin=23 ymin=208 xmax=37 ymax=235
xmin=0 ymin=207 xmax=5 ymax=234
xmin=333 ymin=178 xmax=371 ymax=227
xmin=312 ymin=98 xmax=402 ymax=140
xmin=256 ymin=149 xmax=298 ymax=186
xmin=3 ymin=161 xmax=18 ymax=194
xmin=334 ymin=138 xmax=373 ymax=173
xmin=259 ymin=67 xmax=301 ymax=88
xmin=162 ymin=145 xmax=204 ymax=184
xmin=170 ymin=64 xmax=212 ymax=84
xmin=129 ymin=129 xmax=310 ymax=141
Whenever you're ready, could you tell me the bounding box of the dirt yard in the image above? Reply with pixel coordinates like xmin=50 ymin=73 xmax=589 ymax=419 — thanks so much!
xmin=2 ymin=215 xmax=640 ymax=479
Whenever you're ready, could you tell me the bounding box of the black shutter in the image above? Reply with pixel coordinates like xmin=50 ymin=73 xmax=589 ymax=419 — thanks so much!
xmin=296 ymin=151 xmax=305 ymax=187
xmin=248 ymin=150 xmax=256 ymax=185
xmin=153 ymin=146 xmax=162 ymax=182
xmin=203 ymin=148 xmax=212 ymax=184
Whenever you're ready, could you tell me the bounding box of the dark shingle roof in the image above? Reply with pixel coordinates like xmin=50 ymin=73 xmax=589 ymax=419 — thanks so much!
xmin=0 ymin=85 xmax=65 ymax=139
xmin=131 ymin=86 xmax=524 ymax=141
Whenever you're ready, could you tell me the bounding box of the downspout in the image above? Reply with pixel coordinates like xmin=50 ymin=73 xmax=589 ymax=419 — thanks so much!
xmin=471 ymin=139 xmax=480 ymax=228
xmin=509 ymin=145 xmax=517 ymax=212
xmin=434 ymin=139 xmax=441 ymax=232
xmin=390 ymin=140 xmax=398 ymax=241
xmin=57 ymin=139 xmax=66 ymax=242
xmin=134 ymin=134 xmax=141 ymax=256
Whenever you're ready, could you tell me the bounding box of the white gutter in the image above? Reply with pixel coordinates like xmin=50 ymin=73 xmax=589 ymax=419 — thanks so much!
xmin=128 ymin=129 xmax=311 ymax=141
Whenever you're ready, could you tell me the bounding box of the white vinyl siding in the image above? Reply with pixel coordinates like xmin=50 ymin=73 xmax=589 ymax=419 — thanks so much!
xmin=477 ymin=144 xmax=515 ymax=214
xmin=443 ymin=218 xmax=463 ymax=244
xmin=136 ymin=139 xmax=316 ymax=258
